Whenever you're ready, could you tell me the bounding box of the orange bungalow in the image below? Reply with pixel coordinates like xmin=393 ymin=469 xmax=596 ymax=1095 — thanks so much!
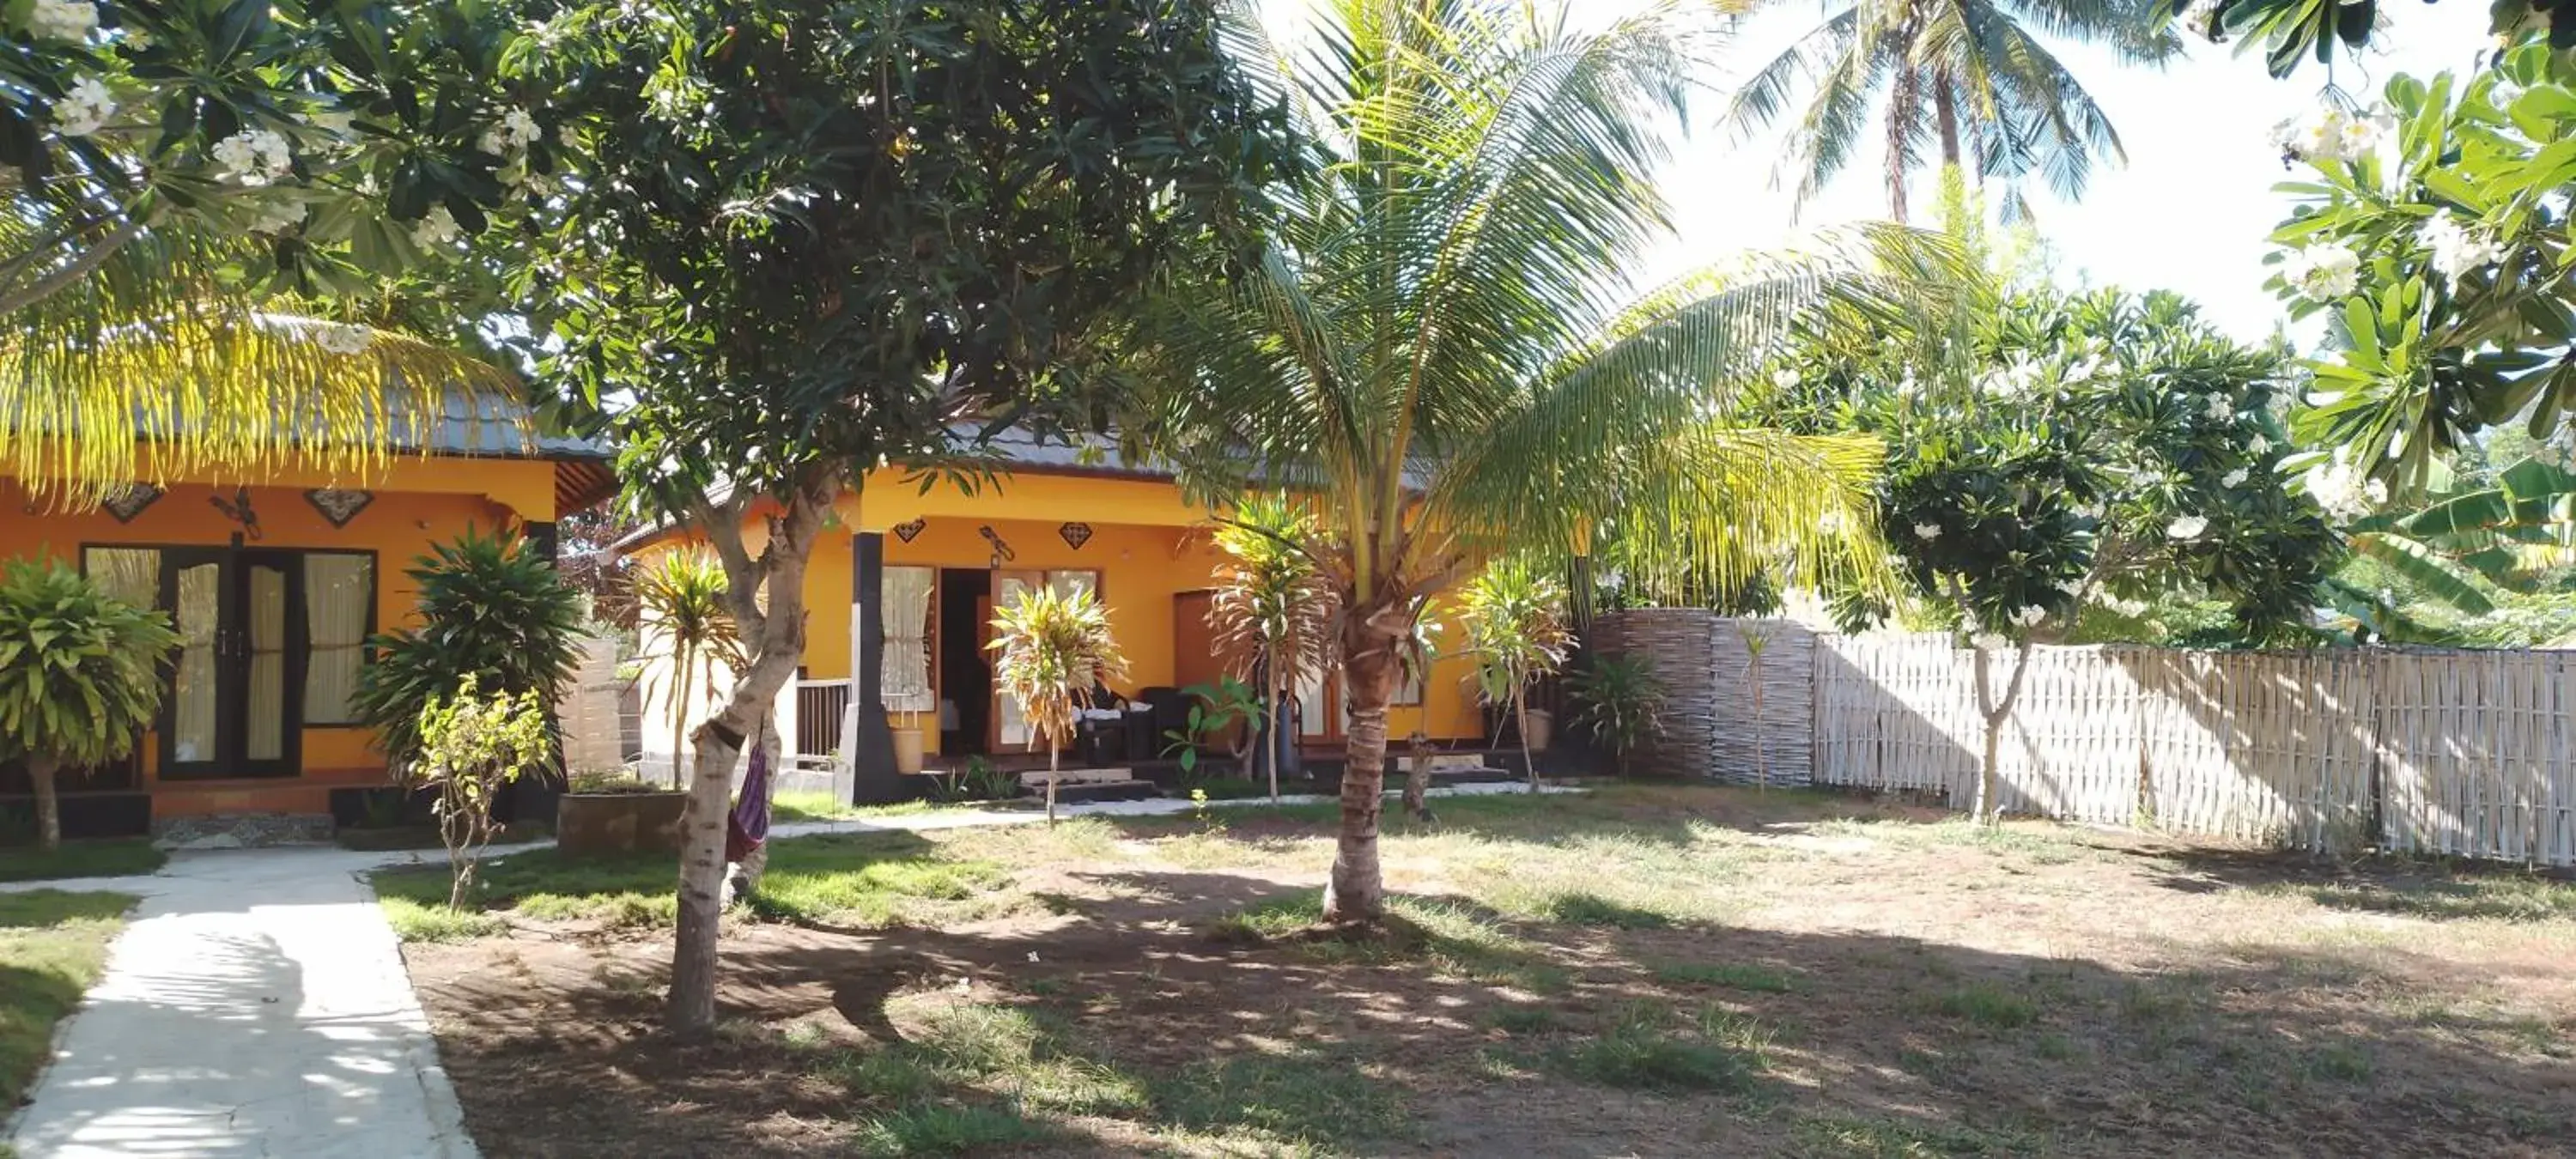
xmin=620 ymin=431 xmax=1494 ymax=804
xmin=0 ymin=396 xmax=615 ymax=837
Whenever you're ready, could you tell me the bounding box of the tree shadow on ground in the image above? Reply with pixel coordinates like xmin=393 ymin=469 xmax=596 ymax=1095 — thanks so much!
xmin=407 ymin=864 xmax=2576 ymax=1159
xmin=2104 ymin=839 xmax=2576 ymax=919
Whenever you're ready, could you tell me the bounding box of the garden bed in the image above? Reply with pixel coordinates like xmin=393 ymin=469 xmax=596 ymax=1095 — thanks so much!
xmin=390 ymin=784 xmax=2576 ymax=1156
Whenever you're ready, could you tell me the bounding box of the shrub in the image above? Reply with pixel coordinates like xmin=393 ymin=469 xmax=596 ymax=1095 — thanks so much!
xmin=0 ymin=561 xmax=178 ymax=850
xmin=355 ymin=527 xmax=585 ymax=776
xmin=412 ymin=677 xmax=552 ymax=908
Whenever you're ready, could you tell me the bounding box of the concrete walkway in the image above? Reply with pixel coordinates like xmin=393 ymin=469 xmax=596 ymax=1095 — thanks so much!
xmin=4 ymin=845 xmax=477 ymax=1159
xmin=2 ymin=780 xmax=1569 ymax=1157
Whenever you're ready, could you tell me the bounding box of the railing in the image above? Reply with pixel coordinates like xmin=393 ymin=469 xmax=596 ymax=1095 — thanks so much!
xmin=793 ymin=679 xmax=850 ymax=759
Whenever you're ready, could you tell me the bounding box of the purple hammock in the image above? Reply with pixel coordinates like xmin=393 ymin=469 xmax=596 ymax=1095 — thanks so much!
xmin=725 ymin=740 xmax=772 ymax=865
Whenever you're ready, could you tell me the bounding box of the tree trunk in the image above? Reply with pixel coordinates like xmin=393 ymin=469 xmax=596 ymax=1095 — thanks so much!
xmin=1402 ymin=729 xmax=1434 ymax=824
xmin=667 ymin=478 xmax=826 ymax=1040
xmin=1886 ymin=65 xmax=1921 ymax=222
xmin=1045 ymin=733 xmax=1060 ymax=825
xmin=1322 ymin=613 xmax=1405 ymax=924
xmin=1266 ymin=656 xmax=1282 ymax=804
xmin=1516 ymin=690 xmax=1537 ymax=794
xmin=28 ymin=756 xmax=62 ymax=853
xmin=1969 ymin=636 xmax=2038 ymax=825
xmin=669 ymin=646 xmax=691 ymax=788
xmin=1934 ymin=79 xmax=1961 ymax=167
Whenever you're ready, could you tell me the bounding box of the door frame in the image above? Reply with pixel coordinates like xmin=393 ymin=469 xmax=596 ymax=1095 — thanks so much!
xmin=156 ymin=545 xmax=307 ymax=780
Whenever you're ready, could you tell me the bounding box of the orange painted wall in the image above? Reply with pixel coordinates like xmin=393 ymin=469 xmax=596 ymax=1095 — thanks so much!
xmin=0 ymin=455 xmax=562 ymax=816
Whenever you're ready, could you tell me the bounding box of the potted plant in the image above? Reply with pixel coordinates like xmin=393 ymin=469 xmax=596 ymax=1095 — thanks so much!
xmin=0 ymin=560 xmax=178 ymax=851
xmin=890 ymin=708 xmax=927 ymax=776
xmin=1566 ymin=653 xmax=1667 ymax=779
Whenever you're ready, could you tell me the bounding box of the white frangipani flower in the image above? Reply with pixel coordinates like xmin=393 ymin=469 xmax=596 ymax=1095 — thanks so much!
xmin=1912 ymin=522 xmax=1942 ymax=542
xmin=211 ymin=128 xmax=295 ymax=185
xmin=2053 ymin=578 xmax=2085 ymax=596
xmin=1969 ymin=631 xmax=2012 ymax=653
xmin=2165 ymin=514 xmax=2209 ymax=540
xmin=2248 ymin=434 xmax=2271 ymax=456
xmin=2420 ymin=214 xmax=2506 ymax=284
xmin=2279 ymin=104 xmax=2396 ymax=164
xmin=2301 ymin=448 xmax=2384 ymax=521
xmin=2204 ymin=394 xmax=2235 ymax=422
xmin=2280 ymin=242 xmax=2360 ymax=301
xmin=411 ymin=204 xmax=461 ymax=247
xmin=247 ymin=197 xmax=304 ymax=235
xmin=52 ymin=76 xmax=114 ymax=137
xmin=2221 ymin=466 xmax=2251 ymax=488
xmin=27 ymin=0 xmax=99 ymax=41
xmin=313 ymin=323 xmax=373 ymax=357
xmin=477 ymin=108 xmax=542 ymax=156
xmin=2012 ymin=604 xmax=2048 ymax=628
xmin=1771 ymin=367 xmax=1800 ymax=391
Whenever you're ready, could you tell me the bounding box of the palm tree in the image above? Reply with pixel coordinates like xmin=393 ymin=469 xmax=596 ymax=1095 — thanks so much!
xmin=635 ymin=552 xmax=744 ymax=789
xmin=1722 ymin=0 xmax=2183 ymax=221
xmin=1135 ymin=0 xmax=1919 ymax=923
xmin=1208 ymin=493 xmax=1338 ymax=802
xmin=991 ymin=586 xmax=1133 ymax=824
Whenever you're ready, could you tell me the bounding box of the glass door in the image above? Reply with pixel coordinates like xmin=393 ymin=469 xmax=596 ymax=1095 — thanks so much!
xmin=990 ymin=571 xmax=1039 ymax=750
xmin=159 ymin=549 xmax=303 ymax=779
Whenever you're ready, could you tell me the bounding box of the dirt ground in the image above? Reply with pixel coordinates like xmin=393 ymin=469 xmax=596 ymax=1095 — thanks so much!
xmin=398 ymin=785 xmax=2576 ymax=1157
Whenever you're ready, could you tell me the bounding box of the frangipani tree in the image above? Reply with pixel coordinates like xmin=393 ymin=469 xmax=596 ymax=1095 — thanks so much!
xmin=2262 ymin=47 xmax=2576 ymax=495
xmin=1133 ymin=0 xmax=1920 ymax=922
xmin=4 ymin=0 xmax=541 ymax=501
xmin=990 ymin=586 xmax=1131 ymax=825
xmin=501 ymin=0 xmax=1292 ymax=1037
xmin=1771 ymin=286 xmax=2340 ymax=819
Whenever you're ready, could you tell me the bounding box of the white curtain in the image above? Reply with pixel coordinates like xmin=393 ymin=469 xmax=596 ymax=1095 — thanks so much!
xmin=246 ymin=565 xmax=287 ymax=761
xmin=83 ymin=548 xmax=160 ymax=609
xmin=173 ymin=563 xmax=219 ymax=764
xmin=302 ymin=555 xmax=372 ymax=724
xmin=1046 ymin=569 xmax=1097 ymax=600
xmin=880 ymin=566 xmax=935 ymax=714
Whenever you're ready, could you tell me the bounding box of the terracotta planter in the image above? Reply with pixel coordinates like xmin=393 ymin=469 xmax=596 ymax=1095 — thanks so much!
xmin=1523 ymin=709 xmax=1554 ymax=754
xmin=891 ymin=728 xmax=927 ymax=776
xmin=556 ymin=792 xmax=688 ymax=858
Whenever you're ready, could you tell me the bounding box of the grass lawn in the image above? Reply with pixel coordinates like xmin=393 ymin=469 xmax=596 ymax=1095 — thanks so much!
xmin=386 ymin=784 xmax=2576 ymax=1156
xmin=0 ymin=840 xmax=165 ymax=883
xmin=0 ymin=890 xmax=134 ymax=1107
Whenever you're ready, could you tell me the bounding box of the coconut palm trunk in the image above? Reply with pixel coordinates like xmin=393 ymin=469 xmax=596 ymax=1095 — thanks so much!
xmin=1325 ymin=612 xmax=1408 ymax=922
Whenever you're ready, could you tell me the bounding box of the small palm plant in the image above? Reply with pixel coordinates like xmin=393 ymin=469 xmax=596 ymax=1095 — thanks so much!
xmin=0 ymin=560 xmax=178 ymax=851
xmin=990 ymin=586 xmax=1131 ymax=824
xmin=635 ymin=551 xmax=743 ymax=788
xmin=1566 ymin=654 xmax=1668 ymax=780
xmin=1458 ymin=561 xmax=1575 ymax=793
xmin=1208 ymin=494 xmax=1336 ymax=803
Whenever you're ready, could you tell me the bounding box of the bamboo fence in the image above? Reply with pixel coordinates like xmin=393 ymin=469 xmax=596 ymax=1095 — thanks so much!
xmin=1590 ymin=610 xmax=1815 ymax=786
xmin=1613 ymin=617 xmax=2576 ymax=867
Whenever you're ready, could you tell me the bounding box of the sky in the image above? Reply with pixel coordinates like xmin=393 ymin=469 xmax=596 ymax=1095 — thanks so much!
xmin=1256 ymin=0 xmax=2499 ymax=343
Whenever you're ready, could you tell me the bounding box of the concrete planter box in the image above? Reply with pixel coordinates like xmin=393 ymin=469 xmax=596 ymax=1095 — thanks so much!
xmin=556 ymin=792 xmax=687 ymax=857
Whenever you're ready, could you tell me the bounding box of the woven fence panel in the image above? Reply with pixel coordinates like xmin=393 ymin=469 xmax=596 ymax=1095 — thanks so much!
xmin=1592 ymin=610 xmax=1816 ymax=785
xmin=1812 ymin=634 xmax=1978 ymax=799
xmin=2374 ymin=650 xmax=2575 ymax=866
xmin=557 ymin=634 xmax=625 ymax=774
xmin=2140 ymin=650 xmax=2376 ymax=848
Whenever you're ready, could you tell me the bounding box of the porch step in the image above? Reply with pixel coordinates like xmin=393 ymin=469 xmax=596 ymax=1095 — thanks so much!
xmin=1048 ymin=780 xmax=1159 ymax=804
xmin=1393 ymin=753 xmax=1492 ymax=774
xmin=1019 ymin=767 xmax=1133 ymax=787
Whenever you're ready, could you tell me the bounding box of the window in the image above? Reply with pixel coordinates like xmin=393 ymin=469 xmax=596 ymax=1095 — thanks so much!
xmin=301 ymin=554 xmax=374 ymax=725
xmin=82 ymin=548 xmax=160 ymax=609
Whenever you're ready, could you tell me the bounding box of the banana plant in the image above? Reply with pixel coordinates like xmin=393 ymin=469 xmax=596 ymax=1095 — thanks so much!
xmin=2345 ymin=456 xmax=2576 ymax=615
